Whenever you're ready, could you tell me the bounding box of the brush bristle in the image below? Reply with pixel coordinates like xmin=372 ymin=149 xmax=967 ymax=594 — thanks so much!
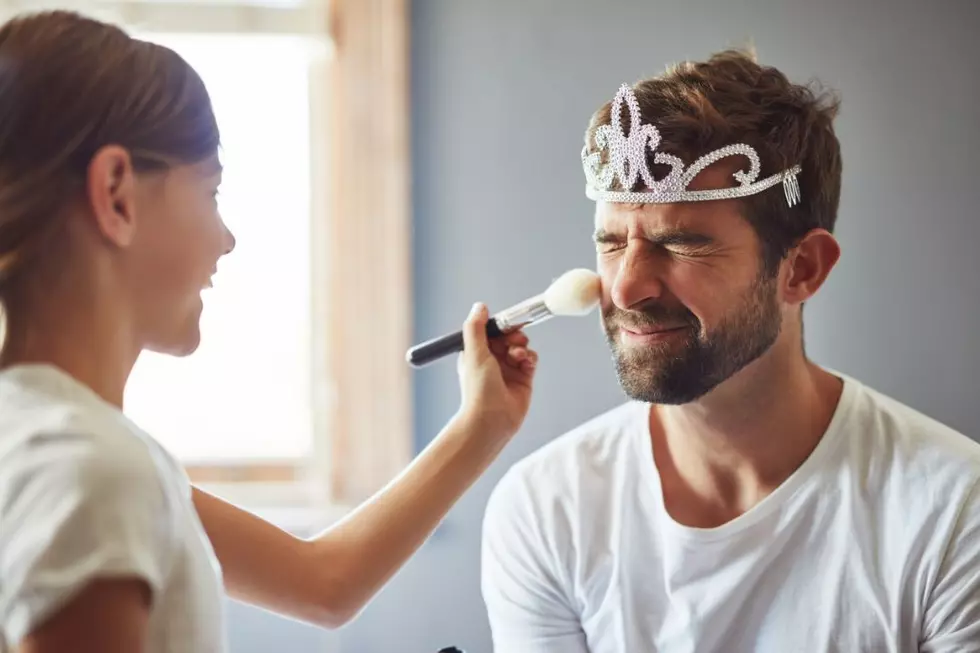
xmin=543 ymin=268 xmax=602 ymax=316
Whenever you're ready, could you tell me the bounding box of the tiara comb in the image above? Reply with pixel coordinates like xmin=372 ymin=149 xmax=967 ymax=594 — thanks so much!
xmin=582 ymin=84 xmax=801 ymax=207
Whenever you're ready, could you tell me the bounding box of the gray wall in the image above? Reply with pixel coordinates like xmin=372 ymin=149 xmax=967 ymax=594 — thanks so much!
xmin=230 ymin=0 xmax=980 ymax=651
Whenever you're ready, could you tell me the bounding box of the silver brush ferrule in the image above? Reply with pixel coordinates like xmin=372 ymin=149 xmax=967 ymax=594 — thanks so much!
xmin=493 ymin=294 xmax=554 ymax=331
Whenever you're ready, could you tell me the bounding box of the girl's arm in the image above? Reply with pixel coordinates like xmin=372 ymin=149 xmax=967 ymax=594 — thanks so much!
xmin=193 ymin=304 xmax=538 ymax=627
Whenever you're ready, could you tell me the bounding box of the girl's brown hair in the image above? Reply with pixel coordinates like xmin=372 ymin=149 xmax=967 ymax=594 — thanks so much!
xmin=0 ymin=10 xmax=219 ymax=297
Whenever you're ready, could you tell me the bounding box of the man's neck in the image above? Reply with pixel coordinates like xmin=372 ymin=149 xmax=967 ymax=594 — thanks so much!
xmin=649 ymin=341 xmax=844 ymax=528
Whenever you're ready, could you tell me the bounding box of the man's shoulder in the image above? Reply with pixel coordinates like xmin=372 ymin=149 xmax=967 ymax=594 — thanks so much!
xmin=844 ymin=376 xmax=980 ymax=491
xmin=518 ymin=399 xmax=643 ymax=467
xmin=494 ymin=401 xmax=647 ymax=503
xmin=484 ymin=401 xmax=646 ymax=555
xmin=850 ymin=377 xmax=980 ymax=460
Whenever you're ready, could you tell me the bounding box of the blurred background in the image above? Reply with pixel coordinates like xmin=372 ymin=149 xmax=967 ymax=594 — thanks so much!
xmin=3 ymin=0 xmax=978 ymax=651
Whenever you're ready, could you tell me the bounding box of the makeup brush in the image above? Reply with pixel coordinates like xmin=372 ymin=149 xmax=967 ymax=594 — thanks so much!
xmin=406 ymin=268 xmax=602 ymax=368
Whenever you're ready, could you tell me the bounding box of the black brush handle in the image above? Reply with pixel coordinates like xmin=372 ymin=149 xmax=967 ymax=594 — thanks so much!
xmin=406 ymin=318 xmax=505 ymax=368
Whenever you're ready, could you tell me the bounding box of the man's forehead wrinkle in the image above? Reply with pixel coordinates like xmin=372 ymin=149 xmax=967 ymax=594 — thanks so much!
xmin=595 ymin=199 xmax=738 ymax=248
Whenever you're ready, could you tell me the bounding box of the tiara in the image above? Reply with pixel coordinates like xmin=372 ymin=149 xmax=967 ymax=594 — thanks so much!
xmin=582 ymin=84 xmax=802 ymax=207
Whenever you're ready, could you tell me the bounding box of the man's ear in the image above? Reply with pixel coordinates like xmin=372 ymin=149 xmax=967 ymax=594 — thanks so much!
xmin=781 ymin=229 xmax=841 ymax=306
xmin=86 ymin=145 xmax=139 ymax=248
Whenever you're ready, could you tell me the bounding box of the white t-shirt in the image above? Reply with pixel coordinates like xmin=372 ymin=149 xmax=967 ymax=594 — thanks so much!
xmin=482 ymin=374 xmax=980 ymax=652
xmin=0 ymin=364 xmax=226 ymax=652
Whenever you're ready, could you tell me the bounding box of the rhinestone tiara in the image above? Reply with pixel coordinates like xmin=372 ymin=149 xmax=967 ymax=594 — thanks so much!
xmin=582 ymin=83 xmax=802 ymax=207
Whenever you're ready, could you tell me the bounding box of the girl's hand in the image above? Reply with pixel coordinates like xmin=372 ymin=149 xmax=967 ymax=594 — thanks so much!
xmin=454 ymin=303 xmax=538 ymax=441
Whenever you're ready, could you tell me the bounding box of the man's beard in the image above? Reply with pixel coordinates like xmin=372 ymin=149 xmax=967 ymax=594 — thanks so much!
xmin=602 ymin=272 xmax=782 ymax=405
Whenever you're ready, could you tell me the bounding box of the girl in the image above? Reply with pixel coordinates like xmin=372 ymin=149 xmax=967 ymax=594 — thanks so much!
xmin=0 ymin=10 xmax=538 ymax=653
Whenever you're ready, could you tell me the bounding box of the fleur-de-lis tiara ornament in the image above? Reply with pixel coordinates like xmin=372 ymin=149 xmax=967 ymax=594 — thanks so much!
xmin=582 ymin=84 xmax=802 ymax=207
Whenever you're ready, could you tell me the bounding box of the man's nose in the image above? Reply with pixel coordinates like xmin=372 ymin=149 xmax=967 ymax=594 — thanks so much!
xmin=609 ymin=242 xmax=668 ymax=310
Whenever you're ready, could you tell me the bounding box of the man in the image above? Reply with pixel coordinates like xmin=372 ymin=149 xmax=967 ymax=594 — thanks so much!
xmin=481 ymin=49 xmax=980 ymax=652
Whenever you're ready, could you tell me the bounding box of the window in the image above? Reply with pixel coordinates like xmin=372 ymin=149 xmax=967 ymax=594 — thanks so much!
xmin=0 ymin=0 xmax=414 ymax=526
xmin=125 ymin=33 xmax=317 ymax=466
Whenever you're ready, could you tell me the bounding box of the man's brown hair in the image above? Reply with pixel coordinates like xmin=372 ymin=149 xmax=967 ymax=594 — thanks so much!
xmin=585 ymin=49 xmax=842 ymax=273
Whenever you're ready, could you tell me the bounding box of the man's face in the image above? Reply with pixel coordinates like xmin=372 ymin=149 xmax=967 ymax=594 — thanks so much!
xmin=595 ymin=165 xmax=783 ymax=405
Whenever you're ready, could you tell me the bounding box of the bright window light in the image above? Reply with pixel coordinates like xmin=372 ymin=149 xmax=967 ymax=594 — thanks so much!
xmin=124 ymin=34 xmax=315 ymax=463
